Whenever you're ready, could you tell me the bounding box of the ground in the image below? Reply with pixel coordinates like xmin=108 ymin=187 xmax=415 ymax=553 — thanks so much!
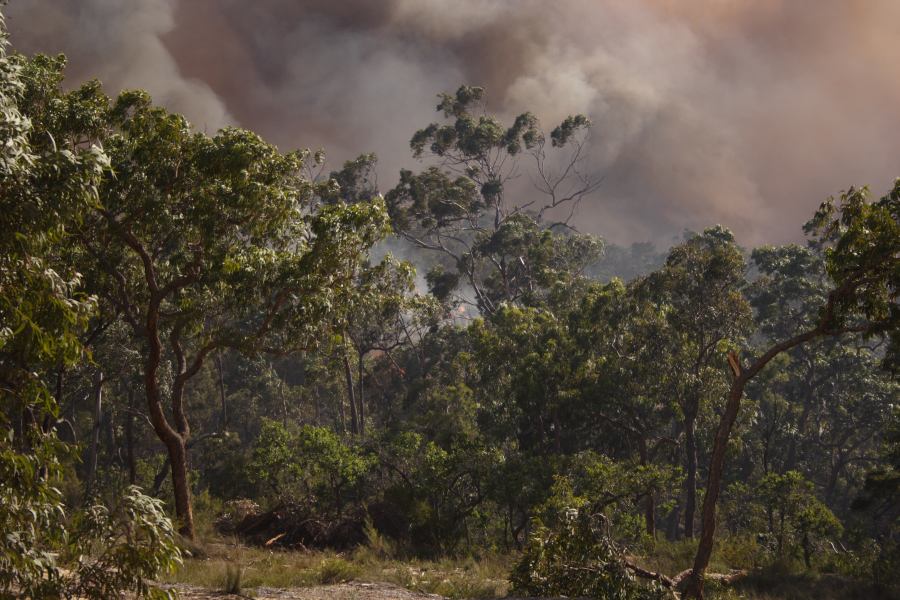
xmin=167 ymin=582 xmax=448 ymax=599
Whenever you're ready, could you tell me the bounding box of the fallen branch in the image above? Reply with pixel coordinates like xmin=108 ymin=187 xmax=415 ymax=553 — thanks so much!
xmin=623 ymin=558 xmax=676 ymax=588
xmin=623 ymin=563 xmax=747 ymax=596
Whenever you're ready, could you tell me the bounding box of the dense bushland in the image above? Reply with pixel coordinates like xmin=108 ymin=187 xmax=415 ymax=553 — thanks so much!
xmin=1 ymin=6 xmax=898 ymax=598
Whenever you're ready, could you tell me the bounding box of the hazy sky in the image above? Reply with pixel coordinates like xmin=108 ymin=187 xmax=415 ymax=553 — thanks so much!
xmin=7 ymin=0 xmax=900 ymax=246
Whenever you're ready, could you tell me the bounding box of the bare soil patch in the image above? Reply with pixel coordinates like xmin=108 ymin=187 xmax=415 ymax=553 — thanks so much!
xmin=167 ymin=581 xmax=447 ymax=599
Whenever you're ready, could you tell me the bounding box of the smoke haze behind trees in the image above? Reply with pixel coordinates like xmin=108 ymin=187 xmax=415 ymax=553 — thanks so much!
xmin=8 ymin=0 xmax=900 ymax=245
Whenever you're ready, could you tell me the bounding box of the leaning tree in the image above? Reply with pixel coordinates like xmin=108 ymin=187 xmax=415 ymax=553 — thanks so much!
xmin=684 ymin=181 xmax=900 ymax=597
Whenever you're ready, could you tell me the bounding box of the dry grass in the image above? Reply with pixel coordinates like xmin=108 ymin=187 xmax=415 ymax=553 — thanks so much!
xmin=162 ymin=540 xmax=509 ymax=599
xmin=164 ymin=536 xmax=894 ymax=600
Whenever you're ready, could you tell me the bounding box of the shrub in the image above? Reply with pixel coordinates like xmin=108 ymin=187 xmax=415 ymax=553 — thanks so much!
xmin=509 ymin=508 xmax=667 ymax=600
xmin=0 ymin=456 xmax=182 ymax=600
xmin=63 ymin=486 xmax=183 ymax=599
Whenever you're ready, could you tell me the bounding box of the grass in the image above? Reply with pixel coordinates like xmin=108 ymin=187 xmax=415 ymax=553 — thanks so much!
xmin=163 ymin=535 xmax=896 ymax=600
xmin=162 ymin=539 xmax=510 ymax=599
xmin=719 ymin=568 xmax=899 ymax=600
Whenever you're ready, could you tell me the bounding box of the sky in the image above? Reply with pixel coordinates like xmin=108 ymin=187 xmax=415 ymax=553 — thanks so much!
xmin=6 ymin=0 xmax=900 ymax=246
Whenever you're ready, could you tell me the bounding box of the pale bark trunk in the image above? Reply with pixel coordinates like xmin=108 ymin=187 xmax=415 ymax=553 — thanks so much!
xmin=215 ymin=354 xmax=227 ymax=430
xmin=125 ymin=389 xmax=136 ymax=485
xmin=343 ymin=352 xmax=358 ymax=435
xmin=683 ymin=402 xmax=699 ymax=539
xmin=357 ymin=352 xmax=365 ymax=437
xmin=85 ymin=370 xmax=104 ymax=499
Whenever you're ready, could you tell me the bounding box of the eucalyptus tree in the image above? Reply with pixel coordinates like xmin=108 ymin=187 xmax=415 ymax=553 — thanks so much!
xmin=0 ymin=39 xmax=104 ymax=594
xmin=386 ymin=85 xmax=603 ymax=313
xmin=854 ymin=407 xmax=900 ymax=587
xmin=337 ymin=257 xmax=439 ymax=436
xmin=470 ymin=306 xmax=577 ymax=455
xmin=686 ymin=182 xmax=900 ymax=597
xmin=747 ymin=244 xmax=897 ymax=501
xmin=570 ymin=279 xmax=680 ymax=536
xmin=643 ymin=227 xmax=753 ymax=538
xmin=24 ymin=79 xmax=393 ymax=538
xmin=1 ymin=29 xmax=182 ymax=596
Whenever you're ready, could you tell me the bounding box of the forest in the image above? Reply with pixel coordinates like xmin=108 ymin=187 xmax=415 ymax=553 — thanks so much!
xmin=1 ymin=6 xmax=899 ymax=600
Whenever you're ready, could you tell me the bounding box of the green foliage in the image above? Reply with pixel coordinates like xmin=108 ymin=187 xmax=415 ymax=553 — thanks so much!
xmin=756 ymin=471 xmax=842 ymax=567
xmin=804 ymin=181 xmax=900 ymax=370
xmin=388 ymin=85 xmax=602 ymax=313
xmin=0 ymin=437 xmax=69 ymax=599
xmin=376 ymin=432 xmax=500 ymax=554
xmin=0 ymin=459 xmax=181 ymax=599
xmin=4 ymin=3 xmax=900 ymax=595
xmin=63 ymin=486 xmax=182 ymax=600
xmin=0 ymin=13 xmax=180 ymax=598
xmin=510 ymin=509 xmax=665 ymax=599
xmin=250 ymin=419 xmax=370 ymax=512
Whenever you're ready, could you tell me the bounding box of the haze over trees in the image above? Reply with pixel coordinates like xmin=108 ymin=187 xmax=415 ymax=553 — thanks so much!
xmin=1 ymin=8 xmax=898 ymax=600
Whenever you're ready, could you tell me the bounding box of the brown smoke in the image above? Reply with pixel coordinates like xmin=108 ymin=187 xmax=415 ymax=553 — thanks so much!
xmin=7 ymin=0 xmax=900 ymax=245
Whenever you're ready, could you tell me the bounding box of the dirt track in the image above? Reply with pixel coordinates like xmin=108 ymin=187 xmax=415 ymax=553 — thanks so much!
xmin=168 ymin=582 xmax=446 ymax=599
xmin=166 ymin=582 xmax=572 ymax=599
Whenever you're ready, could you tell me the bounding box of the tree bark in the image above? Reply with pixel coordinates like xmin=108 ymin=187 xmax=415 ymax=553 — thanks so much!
xmin=683 ymin=402 xmax=699 ymax=539
xmin=144 ymin=314 xmax=196 ymax=538
xmin=639 ymin=438 xmax=656 ymax=537
xmin=687 ymin=326 xmax=825 ymax=598
xmin=215 ymin=354 xmax=228 ymax=430
xmin=343 ymin=351 xmax=358 ymax=435
xmin=165 ymin=435 xmax=195 ymax=539
xmin=84 ymin=370 xmax=104 ymax=499
xmin=125 ymin=389 xmax=136 ymax=485
xmin=357 ymin=351 xmax=365 ymax=437
xmin=152 ymin=458 xmax=170 ymax=496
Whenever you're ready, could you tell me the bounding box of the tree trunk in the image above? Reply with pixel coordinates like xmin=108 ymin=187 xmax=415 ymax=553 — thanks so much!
xmin=343 ymin=351 xmax=358 ymax=435
xmin=685 ymin=375 xmax=744 ymax=598
xmin=125 ymin=390 xmax=136 ymax=485
xmin=165 ymin=435 xmax=195 ymax=539
xmin=85 ymin=370 xmax=104 ymax=499
xmin=215 ymin=354 xmax=228 ymax=430
xmin=336 ymin=384 xmax=346 ymax=432
xmin=151 ymin=459 xmax=170 ymax=495
xmin=144 ymin=316 xmax=197 ymax=538
xmin=667 ymin=503 xmax=681 ymax=540
xmin=357 ymin=351 xmax=365 ymax=437
xmin=684 ymin=404 xmax=698 ymax=539
xmin=103 ymin=408 xmax=115 ymax=465
xmin=688 ymin=331 xmax=823 ymax=598
xmin=639 ymin=438 xmax=656 ymax=537
xmin=785 ymin=361 xmax=815 ymax=471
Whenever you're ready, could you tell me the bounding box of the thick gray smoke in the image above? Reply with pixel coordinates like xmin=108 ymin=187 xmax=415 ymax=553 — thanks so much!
xmin=7 ymin=0 xmax=900 ymax=245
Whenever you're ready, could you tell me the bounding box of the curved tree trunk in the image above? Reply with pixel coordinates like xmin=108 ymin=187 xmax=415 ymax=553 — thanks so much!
xmin=685 ymin=370 xmax=747 ymax=598
xmin=688 ymin=328 xmax=824 ymax=597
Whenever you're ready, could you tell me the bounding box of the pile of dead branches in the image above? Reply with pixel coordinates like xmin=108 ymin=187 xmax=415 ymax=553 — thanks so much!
xmin=216 ymin=501 xmax=365 ymax=550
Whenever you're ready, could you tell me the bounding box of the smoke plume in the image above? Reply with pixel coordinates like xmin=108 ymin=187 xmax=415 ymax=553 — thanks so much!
xmin=7 ymin=0 xmax=900 ymax=245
